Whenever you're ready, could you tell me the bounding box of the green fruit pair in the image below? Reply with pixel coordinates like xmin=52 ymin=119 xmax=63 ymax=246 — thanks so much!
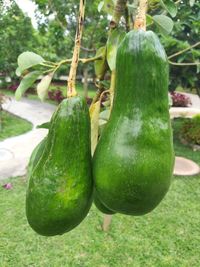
xmin=26 ymin=29 xmax=174 ymax=237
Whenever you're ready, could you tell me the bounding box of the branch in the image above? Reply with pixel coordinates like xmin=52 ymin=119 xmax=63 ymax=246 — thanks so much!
xmin=67 ymin=0 xmax=86 ymax=98
xmin=81 ymin=46 xmax=96 ymax=53
xmin=168 ymin=42 xmax=200 ymax=59
xmin=134 ymin=0 xmax=147 ymax=30
xmin=169 ymin=61 xmax=200 ymax=66
xmin=110 ymin=0 xmax=127 ymax=29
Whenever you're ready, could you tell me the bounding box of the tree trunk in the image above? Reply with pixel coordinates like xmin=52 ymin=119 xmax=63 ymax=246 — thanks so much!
xmin=102 ymin=215 xmax=113 ymax=231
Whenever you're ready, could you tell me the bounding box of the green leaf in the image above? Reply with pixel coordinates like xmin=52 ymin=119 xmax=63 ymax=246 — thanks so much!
xmin=37 ymin=73 xmax=53 ymax=101
xmin=15 ymin=71 xmax=41 ymax=100
xmin=36 ymin=122 xmax=50 ymax=129
xmin=18 ymin=52 xmax=45 ymax=73
xmin=107 ymin=29 xmax=126 ymax=71
xmin=94 ymin=46 xmax=108 ymax=79
xmin=15 ymin=67 xmax=21 ymax=77
xmin=153 ymin=15 xmax=174 ymax=35
xmin=160 ymin=0 xmax=177 ymax=17
xmin=98 ymin=1 xmax=104 ymax=12
xmin=89 ymin=101 xmax=101 ymax=155
xmin=146 ymin=14 xmax=153 ymax=26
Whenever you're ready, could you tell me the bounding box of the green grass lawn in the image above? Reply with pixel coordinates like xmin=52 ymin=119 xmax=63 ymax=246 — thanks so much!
xmin=0 ymin=120 xmax=200 ymax=266
xmin=0 ymin=111 xmax=32 ymax=141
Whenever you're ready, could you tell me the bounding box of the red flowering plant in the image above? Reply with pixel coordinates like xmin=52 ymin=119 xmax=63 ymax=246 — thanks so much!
xmin=170 ymin=92 xmax=192 ymax=107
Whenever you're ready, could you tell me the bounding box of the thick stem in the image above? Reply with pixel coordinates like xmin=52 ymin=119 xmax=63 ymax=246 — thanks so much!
xmin=110 ymin=0 xmax=127 ymax=29
xmin=102 ymin=215 xmax=113 ymax=231
xmin=134 ymin=0 xmax=147 ymax=30
xmin=67 ymin=0 xmax=86 ymax=98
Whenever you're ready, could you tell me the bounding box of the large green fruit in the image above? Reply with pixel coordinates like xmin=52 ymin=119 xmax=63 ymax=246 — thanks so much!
xmin=27 ymin=137 xmax=46 ymax=177
xmin=93 ymin=30 xmax=175 ymax=216
xmin=26 ymin=96 xmax=93 ymax=236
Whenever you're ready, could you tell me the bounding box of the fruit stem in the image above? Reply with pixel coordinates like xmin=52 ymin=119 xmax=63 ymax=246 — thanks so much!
xmin=67 ymin=0 xmax=86 ymax=98
xmin=134 ymin=0 xmax=147 ymax=30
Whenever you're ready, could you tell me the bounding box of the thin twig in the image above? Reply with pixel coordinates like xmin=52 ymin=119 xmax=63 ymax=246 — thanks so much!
xmin=169 ymin=60 xmax=200 ymax=66
xmin=67 ymin=0 xmax=86 ymax=98
xmin=168 ymin=42 xmax=200 ymax=59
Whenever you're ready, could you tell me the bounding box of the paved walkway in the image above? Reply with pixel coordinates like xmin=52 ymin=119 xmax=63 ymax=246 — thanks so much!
xmin=0 ymin=97 xmax=56 ymax=180
xmin=170 ymin=92 xmax=200 ymax=118
xmin=0 ymin=92 xmax=200 ymax=180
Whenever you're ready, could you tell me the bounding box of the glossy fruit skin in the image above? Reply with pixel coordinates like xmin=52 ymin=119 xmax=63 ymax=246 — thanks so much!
xmin=93 ymin=30 xmax=175 ymax=216
xmin=26 ymin=96 xmax=93 ymax=236
xmin=94 ymin=190 xmax=116 ymax=215
xmin=27 ymin=137 xmax=47 ymax=177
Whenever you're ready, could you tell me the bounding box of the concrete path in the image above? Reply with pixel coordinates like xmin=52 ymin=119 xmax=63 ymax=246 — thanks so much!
xmin=0 ymin=92 xmax=199 ymax=180
xmin=0 ymin=97 xmax=56 ymax=180
xmin=174 ymin=156 xmax=200 ymax=176
xmin=170 ymin=92 xmax=200 ymax=118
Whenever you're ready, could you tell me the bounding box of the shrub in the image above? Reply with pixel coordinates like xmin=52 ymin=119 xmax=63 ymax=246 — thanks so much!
xmin=7 ymin=83 xmax=19 ymax=92
xmin=48 ymin=90 xmax=65 ymax=103
xmin=180 ymin=115 xmax=200 ymax=145
xmin=170 ymin=92 xmax=192 ymax=107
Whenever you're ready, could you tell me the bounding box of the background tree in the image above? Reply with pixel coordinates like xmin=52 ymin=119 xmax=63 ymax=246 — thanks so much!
xmin=148 ymin=0 xmax=200 ymax=92
xmin=32 ymin=0 xmax=108 ymax=94
xmin=0 ymin=1 xmax=38 ymax=86
xmin=0 ymin=0 xmax=199 ymax=94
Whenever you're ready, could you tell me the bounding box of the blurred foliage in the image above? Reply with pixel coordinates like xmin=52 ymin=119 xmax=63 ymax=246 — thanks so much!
xmin=149 ymin=0 xmax=200 ymax=92
xmin=0 ymin=0 xmax=199 ymax=93
xmin=32 ymin=0 xmax=108 ymax=77
xmin=0 ymin=1 xmax=38 ymax=85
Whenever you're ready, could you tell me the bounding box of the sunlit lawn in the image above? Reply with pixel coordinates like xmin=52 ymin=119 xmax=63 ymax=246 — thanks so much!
xmin=0 ymin=111 xmax=32 ymax=141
